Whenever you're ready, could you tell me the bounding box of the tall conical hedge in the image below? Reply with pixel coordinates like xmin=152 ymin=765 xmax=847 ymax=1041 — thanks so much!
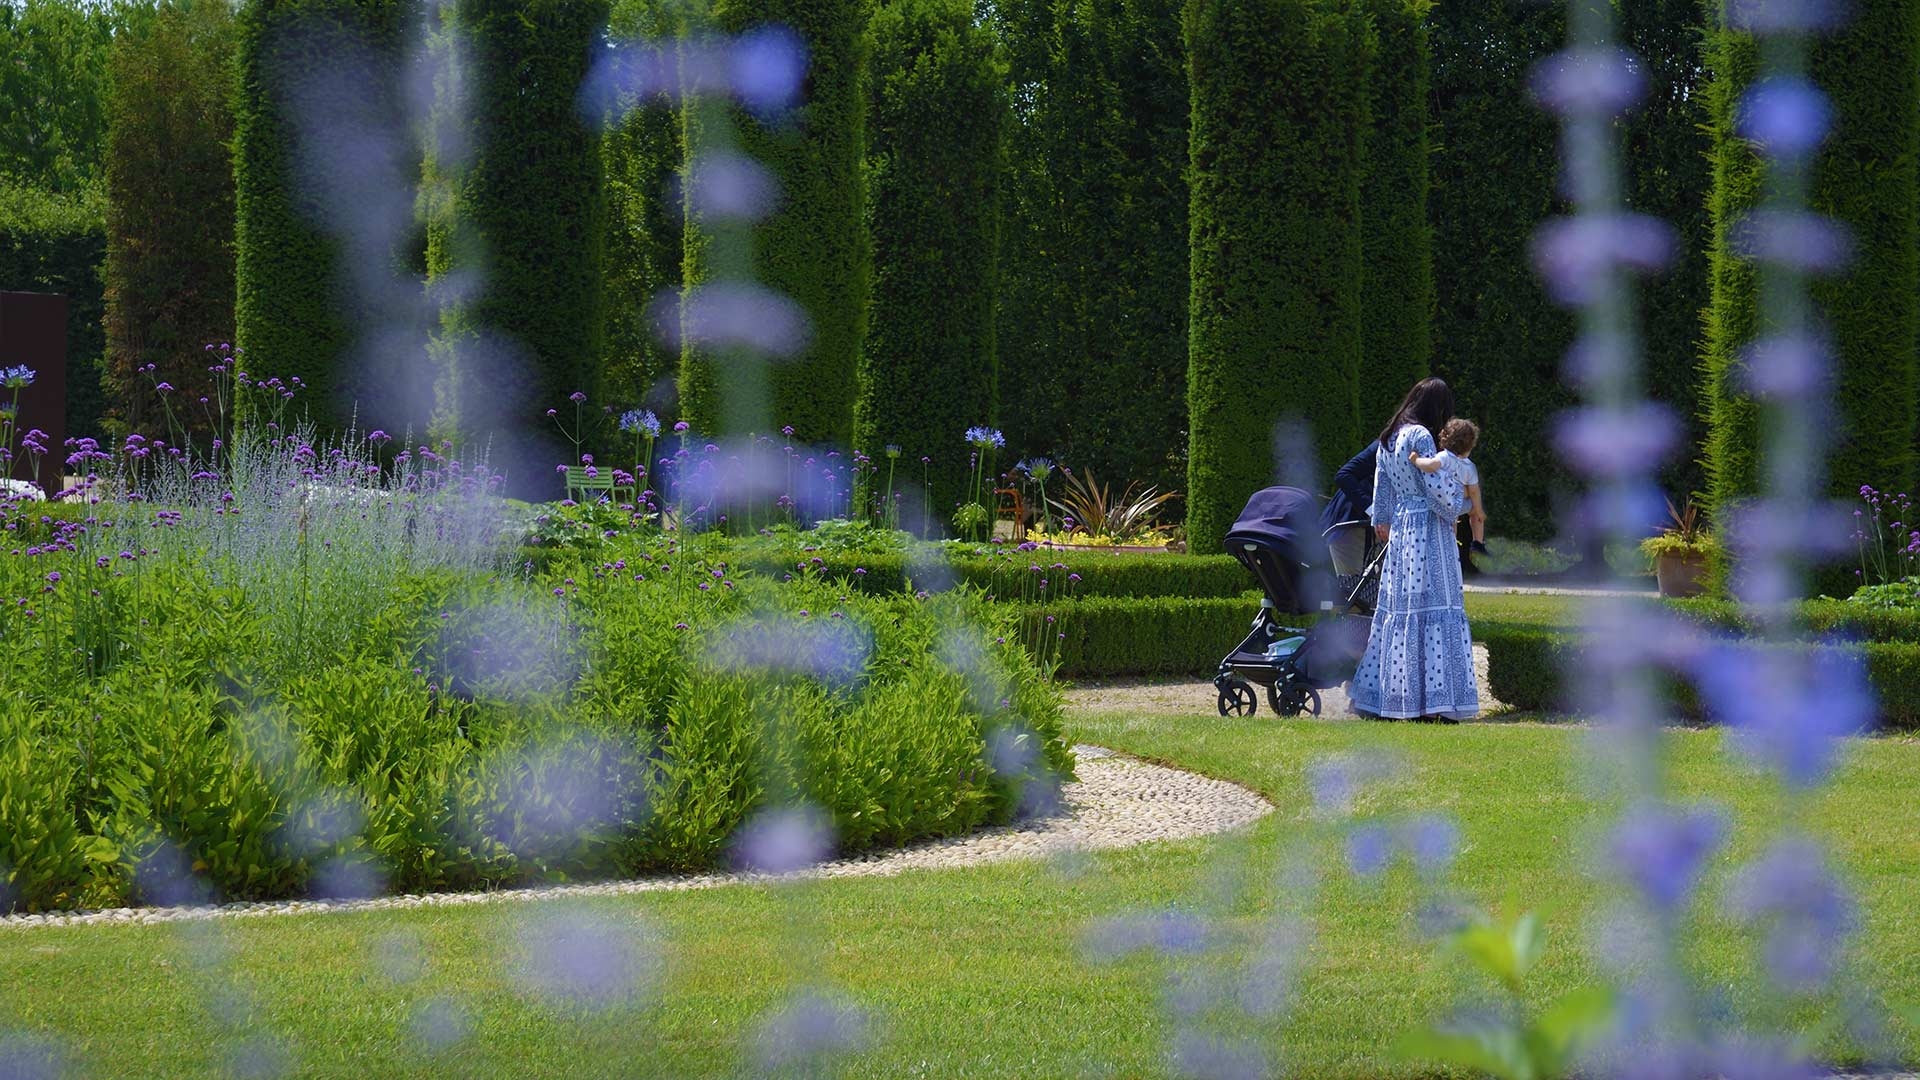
xmin=679 ymin=0 xmax=869 ymax=442
xmin=429 ymin=0 xmax=608 ymax=482
xmin=604 ymin=0 xmax=687 ymax=416
xmin=993 ymin=0 xmax=1190 ymax=495
xmin=1701 ymin=0 xmax=1920 ymax=516
xmin=1185 ymin=0 xmax=1369 ymax=554
xmin=104 ymin=1 xmax=236 ymax=440
xmin=1355 ymin=0 xmax=1430 ymax=432
xmin=233 ymin=0 xmax=412 ymax=427
xmin=854 ymin=0 xmax=1006 ymax=520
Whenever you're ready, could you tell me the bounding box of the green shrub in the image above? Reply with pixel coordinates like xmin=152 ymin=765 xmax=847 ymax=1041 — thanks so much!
xmin=731 ymin=546 xmax=1253 ymax=600
xmin=1185 ymin=0 xmax=1369 ymax=553
xmin=0 ymin=696 xmax=101 ymax=913
xmin=0 ymin=517 xmax=1070 ymax=907
xmin=855 ymin=0 xmax=1007 ymax=517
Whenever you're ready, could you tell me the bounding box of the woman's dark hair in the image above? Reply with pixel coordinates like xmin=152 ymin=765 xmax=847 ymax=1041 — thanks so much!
xmin=1377 ymin=377 xmax=1456 ymax=450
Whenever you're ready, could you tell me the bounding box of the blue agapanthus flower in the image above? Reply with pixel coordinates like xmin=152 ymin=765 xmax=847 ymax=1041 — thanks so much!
xmin=964 ymin=426 xmax=1005 ymax=450
xmin=619 ymin=409 xmax=661 ymax=438
xmin=2 ymin=366 xmax=36 ymax=389
xmin=1017 ymin=456 xmax=1054 ymax=480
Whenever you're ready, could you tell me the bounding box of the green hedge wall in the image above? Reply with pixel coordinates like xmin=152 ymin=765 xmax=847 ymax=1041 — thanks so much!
xmin=855 ymin=0 xmax=1006 ymax=518
xmin=234 ymin=0 xmax=413 ymax=429
xmin=603 ymin=0 xmax=687 ymax=417
xmin=432 ymin=0 xmax=607 ymax=481
xmin=993 ymin=0 xmax=1192 ymax=496
xmin=1355 ymin=0 xmax=1431 ymax=430
xmin=103 ymin=1 xmax=237 ymax=440
xmin=1426 ymin=1 xmax=1570 ymax=542
xmin=1702 ymin=0 xmax=1920 ymax=516
xmin=1185 ymin=0 xmax=1368 ymax=554
xmin=0 ymin=185 xmax=107 ymax=439
xmin=681 ymin=0 xmax=869 ymax=443
xmin=1620 ymin=0 xmax=1711 ymax=504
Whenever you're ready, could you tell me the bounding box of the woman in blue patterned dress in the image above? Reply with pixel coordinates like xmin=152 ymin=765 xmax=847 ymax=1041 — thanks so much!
xmin=1349 ymin=378 xmax=1477 ymax=722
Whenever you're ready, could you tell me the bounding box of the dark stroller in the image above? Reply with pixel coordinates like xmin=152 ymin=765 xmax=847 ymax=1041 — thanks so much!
xmin=1211 ymin=486 xmax=1386 ymax=717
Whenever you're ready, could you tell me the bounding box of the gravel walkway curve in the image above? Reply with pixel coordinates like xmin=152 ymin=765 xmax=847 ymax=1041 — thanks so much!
xmin=0 ymin=746 xmax=1272 ymax=931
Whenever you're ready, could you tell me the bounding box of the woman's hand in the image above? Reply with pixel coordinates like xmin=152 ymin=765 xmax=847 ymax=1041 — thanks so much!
xmin=1375 ymin=523 xmax=1390 ymax=543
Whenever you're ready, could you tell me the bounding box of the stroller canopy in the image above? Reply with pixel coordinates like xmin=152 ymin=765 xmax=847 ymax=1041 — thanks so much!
xmin=1224 ymin=486 xmax=1332 ymax=568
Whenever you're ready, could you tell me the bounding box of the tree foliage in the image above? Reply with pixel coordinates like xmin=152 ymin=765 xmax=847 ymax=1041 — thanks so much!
xmin=1185 ymin=0 xmax=1368 ymax=554
xmin=855 ymin=0 xmax=1007 ymax=518
xmin=0 ymin=0 xmax=142 ymax=196
xmin=103 ymin=0 xmax=237 ymax=439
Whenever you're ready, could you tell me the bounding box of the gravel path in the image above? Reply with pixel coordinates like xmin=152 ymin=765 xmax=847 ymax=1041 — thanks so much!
xmin=1067 ymin=644 xmax=1503 ymax=720
xmin=0 ymin=746 xmax=1271 ymax=931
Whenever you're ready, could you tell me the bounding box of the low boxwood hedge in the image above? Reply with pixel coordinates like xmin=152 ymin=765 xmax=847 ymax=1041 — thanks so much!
xmin=1666 ymin=596 xmax=1920 ymax=644
xmin=736 ymin=549 xmax=1254 ymax=602
xmin=1031 ymin=595 xmax=1268 ymax=678
xmin=1478 ymin=620 xmax=1920 ymax=730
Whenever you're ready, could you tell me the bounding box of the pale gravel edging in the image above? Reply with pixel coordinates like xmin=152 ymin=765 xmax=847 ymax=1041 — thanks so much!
xmin=0 ymin=745 xmax=1272 ymax=931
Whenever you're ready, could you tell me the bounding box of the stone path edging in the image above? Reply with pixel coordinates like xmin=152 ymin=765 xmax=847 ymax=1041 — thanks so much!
xmin=0 ymin=745 xmax=1272 ymax=931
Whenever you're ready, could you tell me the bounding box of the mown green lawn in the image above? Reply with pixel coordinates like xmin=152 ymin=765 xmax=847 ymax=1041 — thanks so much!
xmin=4 ymin=714 xmax=1916 ymax=1078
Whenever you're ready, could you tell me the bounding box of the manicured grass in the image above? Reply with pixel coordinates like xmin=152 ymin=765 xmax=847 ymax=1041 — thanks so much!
xmin=4 ymin=715 xmax=1917 ymax=1078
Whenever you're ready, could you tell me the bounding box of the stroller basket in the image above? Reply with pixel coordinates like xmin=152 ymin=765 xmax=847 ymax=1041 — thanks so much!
xmin=1211 ymin=489 xmax=1385 ymax=719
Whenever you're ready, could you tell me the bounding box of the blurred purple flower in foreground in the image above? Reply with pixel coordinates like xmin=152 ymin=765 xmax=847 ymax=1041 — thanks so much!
xmin=1725 ymin=0 xmax=1847 ymax=34
xmin=1531 ymin=213 xmax=1676 ymax=306
xmin=1729 ymin=837 xmax=1857 ymax=992
xmin=1691 ymin=642 xmax=1875 ymax=789
xmin=511 ymin=909 xmax=659 ymax=1010
xmin=1530 ymin=45 xmax=1646 ymax=118
xmin=752 ymin=989 xmax=869 ymax=1070
xmin=686 ymin=150 xmax=781 ymax=221
xmin=731 ymin=804 xmax=835 ymax=875
xmin=1346 ymin=824 xmax=1393 ymax=879
xmin=650 ymin=282 xmax=814 ymax=358
xmin=1730 ymin=209 xmax=1855 ymax=274
xmin=1608 ymin=803 xmax=1726 ymax=913
xmin=1738 ymin=76 xmax=1832 ymax=161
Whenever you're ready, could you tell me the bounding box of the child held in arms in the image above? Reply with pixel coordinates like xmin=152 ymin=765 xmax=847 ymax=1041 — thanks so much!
xmin=1410 ymin=418 xmax=1489 ymax=557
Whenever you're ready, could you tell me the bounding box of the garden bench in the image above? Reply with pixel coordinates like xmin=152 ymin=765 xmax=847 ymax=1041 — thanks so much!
xmin=563 ymin=465 xmax=635 ymax=505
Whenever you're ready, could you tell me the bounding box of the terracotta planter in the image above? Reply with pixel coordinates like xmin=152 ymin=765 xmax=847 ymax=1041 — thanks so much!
xmin=1655 ymin=549 xmax=1709 ymax=598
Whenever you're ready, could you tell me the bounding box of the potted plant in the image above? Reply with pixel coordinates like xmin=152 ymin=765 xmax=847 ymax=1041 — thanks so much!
xmin=1641 ymin=498 xmax=1716 ymax=598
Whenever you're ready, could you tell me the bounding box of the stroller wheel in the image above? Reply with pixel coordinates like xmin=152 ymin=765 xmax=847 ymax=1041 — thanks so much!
xmin=1268 ymin=682 xmax=1323 ymax=718
xmin=1216 ymin=682 xmax=1258 ymax=717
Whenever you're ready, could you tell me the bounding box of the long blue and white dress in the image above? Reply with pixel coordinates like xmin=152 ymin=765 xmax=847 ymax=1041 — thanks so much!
xmin=1348 ymin=423 xmax=1477 ymax=720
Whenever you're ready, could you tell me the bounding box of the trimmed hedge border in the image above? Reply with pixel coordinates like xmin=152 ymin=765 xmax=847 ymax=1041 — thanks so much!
xmin=1478 ymin=621 xmax=1920 ymax=730
xmin=1034 ymin=596 xmax=1261 ymax=679
xmin=740 ymin=550 xmax=1254 ymax=601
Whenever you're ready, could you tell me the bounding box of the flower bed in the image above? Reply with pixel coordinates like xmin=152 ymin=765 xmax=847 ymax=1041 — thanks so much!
xmin=0 ymin=437 xmax=1068 ymax=914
